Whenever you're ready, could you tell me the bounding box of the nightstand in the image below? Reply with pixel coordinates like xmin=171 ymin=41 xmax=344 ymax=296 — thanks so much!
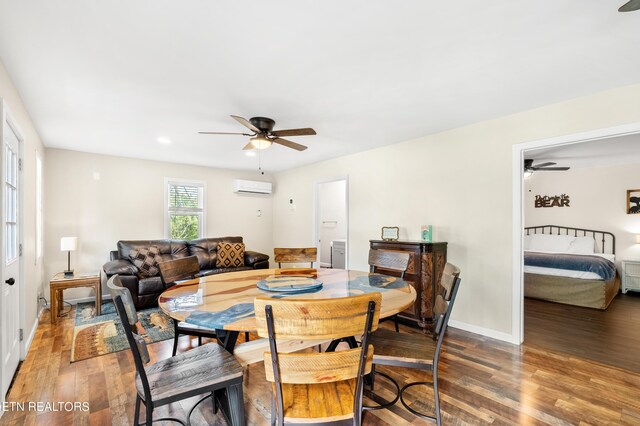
xmin=49 ymin=272 xmax=101 ymax=324
xmin=622 ymin=260 xmax=640 ymax=294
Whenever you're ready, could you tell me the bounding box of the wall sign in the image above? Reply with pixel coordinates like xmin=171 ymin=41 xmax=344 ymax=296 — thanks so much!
xmin=535 ymin=194 xmax=570 ymax=208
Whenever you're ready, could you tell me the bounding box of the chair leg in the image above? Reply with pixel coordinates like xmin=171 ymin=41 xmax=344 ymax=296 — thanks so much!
xmin=134 ymin=395 xmax=141 ymax=426
xmin=145 ymin=402 xmax=153 ymax=426
xmin=245 ymin=331 xmax=250 ymax=342
xmin=394 ymin=314 xmax=400 ymax=332
xmin=198 ymin=336 xmax=202 ymax=346
xmin=172 ymin=320 xmax=180 ymax=356
xmin=434 ymin=369 xmax=441 ymax=426
xmin=227 ymin=382 xmax=245 ymax=426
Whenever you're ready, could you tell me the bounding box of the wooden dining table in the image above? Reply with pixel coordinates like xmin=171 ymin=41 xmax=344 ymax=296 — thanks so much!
xmin=158 ymin=267 xmax=417 ymax=355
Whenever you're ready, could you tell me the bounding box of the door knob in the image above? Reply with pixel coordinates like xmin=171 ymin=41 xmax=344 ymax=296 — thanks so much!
xmin=5 ymin=278 xmax=15 ymax=285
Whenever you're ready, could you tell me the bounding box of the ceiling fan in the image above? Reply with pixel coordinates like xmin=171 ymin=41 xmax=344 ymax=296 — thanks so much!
xmin=619 ymin=0 xmax=640 ymax=12
xmin=199 ymin=115 xmax=316 ymax=151
xmin=524 ymin=159 xmax=570 ymax=174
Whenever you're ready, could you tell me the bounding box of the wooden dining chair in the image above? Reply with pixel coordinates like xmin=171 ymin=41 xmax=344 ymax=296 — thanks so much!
xmin=109 ymin=278 xmax=245 ymax=426
xmin=254 ymin=292 xmax=381 ymax=425
xmin=158 ymin=256 xmax=222 ymax=356
xmin=366 ymin=263 xmax=461 ymax=425
xmin=368 ymin=249 xmax=411 ymax=332
xmin=274 ymin=247 xmax=317 ymax=268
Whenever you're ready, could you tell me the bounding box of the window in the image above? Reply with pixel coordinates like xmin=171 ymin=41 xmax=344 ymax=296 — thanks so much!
xmin=36 ymin=151 xmax=43 ymax=259
xmin=165 ymin=179 xmax=205 ymax=240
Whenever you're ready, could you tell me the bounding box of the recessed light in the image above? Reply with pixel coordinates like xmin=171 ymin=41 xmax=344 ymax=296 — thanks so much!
xmin=157 ymin=137 xmax=171 ymax=144
xmin=245 ymin=151 xmax=256 ymax=157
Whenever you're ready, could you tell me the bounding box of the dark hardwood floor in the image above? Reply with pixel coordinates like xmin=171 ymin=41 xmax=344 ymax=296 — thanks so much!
xmin=3 ymin=302 xmax=640 ymax=425
xmin=524 ymin=293 xmax=640 ymax=372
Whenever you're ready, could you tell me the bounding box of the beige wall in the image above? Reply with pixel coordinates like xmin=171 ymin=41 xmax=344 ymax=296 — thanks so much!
xmin=44 ymin=149 xmax=274 ymax=299
xmin=273 ymin=84 xmax=640 ymax=340
xmin=525 ymin=162 xmax=640 ymax=269
xmin=0 ymin=60 xmax=46 ymax=347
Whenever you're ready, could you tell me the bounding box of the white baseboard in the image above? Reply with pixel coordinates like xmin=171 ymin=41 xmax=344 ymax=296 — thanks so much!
xmin=449 ymin=319 xmax=518 ymax=345
xmin=21 ymin=314 xmax=40 ymax=359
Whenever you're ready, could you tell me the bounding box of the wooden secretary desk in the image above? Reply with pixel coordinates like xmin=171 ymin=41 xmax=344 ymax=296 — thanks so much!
xmin=369 ymin=240 xmax=447 ymax=332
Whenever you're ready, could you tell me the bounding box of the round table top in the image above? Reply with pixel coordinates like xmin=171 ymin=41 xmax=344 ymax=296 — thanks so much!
xmin=158 ymin=268 xmax=416 ymax=332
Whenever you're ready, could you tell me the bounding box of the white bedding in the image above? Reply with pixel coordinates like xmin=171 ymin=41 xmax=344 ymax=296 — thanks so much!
xmin=523 ymin=250 xmax=616 ymax=280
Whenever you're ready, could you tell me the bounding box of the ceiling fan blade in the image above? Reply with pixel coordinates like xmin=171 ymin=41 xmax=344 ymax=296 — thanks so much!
xmin=619 ymin=0 xmax=640 ymax=12
xmin=198 ymin=131 xmax=254 ymax=136
xmin=531 ymin=162 xmax=556 ymax=168
xmin=272 ymin=137 xmax=308 ymax=151
xmin=231 ymin=115 xmax=260 ymax=133
xmin=242 ymin=142 xmax=254 ymax=150
xmin=271 ymin=128 xmax=317 ymax=137
xmin=533 ymin=167 xmax=570 ymax=171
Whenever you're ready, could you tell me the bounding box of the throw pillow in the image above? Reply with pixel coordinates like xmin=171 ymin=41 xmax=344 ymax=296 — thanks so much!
xmin=129 ymin=246 xmax=161 ymax=278
xmin=216 ymin=242 xmax=245 ymax=268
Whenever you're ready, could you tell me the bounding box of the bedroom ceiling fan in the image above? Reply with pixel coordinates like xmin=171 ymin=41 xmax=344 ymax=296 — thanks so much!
xmin=524 ymin=159 xmax=570 ymax=177
xmin=619 ymin=0 xmax=640 ymax=12
xmin=199 ymin=115 xmax=316 ymax=151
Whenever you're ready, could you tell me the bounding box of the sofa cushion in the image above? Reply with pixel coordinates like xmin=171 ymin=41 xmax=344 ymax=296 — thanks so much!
xmin=216 ymin=242 xmax=245 ymax=268
xmin=138 ymin=276 xmax=165 ymax=295
xmin=188 ymin=237 xmax=243 ymax=270
xmin=103 ymin=259 xmax=139 ymax=276
xmin=118 ymin=240 xmax=189 ymax=262
xmin=130 ymin=246 xmax=161 ymax=278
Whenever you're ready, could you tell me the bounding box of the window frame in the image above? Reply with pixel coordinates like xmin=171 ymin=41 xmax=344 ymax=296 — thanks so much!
xmin=164 ymin=178 xmax=206 ymax=240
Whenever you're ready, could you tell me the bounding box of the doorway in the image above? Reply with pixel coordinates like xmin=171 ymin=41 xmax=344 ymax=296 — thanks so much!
xmin=1 ymin=102 xmax=23 ymax=399
xmin=511 ymin=122 xmax=640 ymax=344
xmin=314 ymin=177 xmax=348 ymax=269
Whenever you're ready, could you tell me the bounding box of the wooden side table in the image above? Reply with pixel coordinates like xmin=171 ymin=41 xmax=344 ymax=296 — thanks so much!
xmin=49 ymin=272 xmax=101 ymax=325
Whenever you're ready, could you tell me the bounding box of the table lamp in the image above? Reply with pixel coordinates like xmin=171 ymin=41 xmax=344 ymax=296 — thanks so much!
xmin=60 ymin=237 xmax=77 ymax=277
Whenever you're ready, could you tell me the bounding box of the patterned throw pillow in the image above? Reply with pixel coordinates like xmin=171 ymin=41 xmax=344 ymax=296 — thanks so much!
xmin=129 ymin=246 xmax=161 ymax=278
xmin=216 ymin=242 xmax=245 ymax=268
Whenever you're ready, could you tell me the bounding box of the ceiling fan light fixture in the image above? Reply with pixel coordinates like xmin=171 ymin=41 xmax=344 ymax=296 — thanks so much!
xmin=523 ymin=170 xmax=533 ymax=179
xmin=250 ymin=136 xmax=272 ymax=150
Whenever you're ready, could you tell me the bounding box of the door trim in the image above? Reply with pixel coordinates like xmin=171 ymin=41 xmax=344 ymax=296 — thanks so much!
xmin=511 ymin=121 xmax=640 ymax=344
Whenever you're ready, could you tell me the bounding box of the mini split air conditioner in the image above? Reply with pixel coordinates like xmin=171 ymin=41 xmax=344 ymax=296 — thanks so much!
xmin=233 ymin=179 xmax=273 ymax=194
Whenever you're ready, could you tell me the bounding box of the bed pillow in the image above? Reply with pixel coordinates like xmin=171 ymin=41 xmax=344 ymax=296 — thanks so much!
xmin=528 ymin=234 xmax=575 ymax=252
xmin=568 ymin=236 xmax=595 ymax=254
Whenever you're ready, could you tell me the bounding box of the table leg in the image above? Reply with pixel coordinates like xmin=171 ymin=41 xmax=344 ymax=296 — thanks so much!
xmin=50 ymin=286 xmax=57 ymax=325
xmin=216 ymin=329 xmax=240 ymax=353
xmin=95 ymin=283 xmax=102 ymax=316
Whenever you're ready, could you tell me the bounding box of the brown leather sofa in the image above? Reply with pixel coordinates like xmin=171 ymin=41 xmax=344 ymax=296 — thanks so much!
xmin=101 ymin=236 xmax=269 ymax=309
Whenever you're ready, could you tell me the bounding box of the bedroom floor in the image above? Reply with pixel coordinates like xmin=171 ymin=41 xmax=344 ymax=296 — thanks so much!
xmin=524 ymin=292 xmax=640 ymax=372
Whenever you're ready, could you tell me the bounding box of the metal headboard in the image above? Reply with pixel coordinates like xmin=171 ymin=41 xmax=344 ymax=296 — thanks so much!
xmin=524 ymin=225 xmax=616 ymax=255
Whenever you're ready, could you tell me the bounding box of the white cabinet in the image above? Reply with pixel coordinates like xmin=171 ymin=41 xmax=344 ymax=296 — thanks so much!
xmin=622 ymin=259 xmax=640 ymax=293
xmin=331 ymin=240 xmax=346 ymax=269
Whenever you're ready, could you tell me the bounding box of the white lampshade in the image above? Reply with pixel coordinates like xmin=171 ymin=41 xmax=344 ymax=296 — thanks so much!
xmin=636 ymin=235 xmax=640 ymax=244
xmin=250 ymin=136 xmax=273 ymax=150
xmin=60 ymin=237 xmax=78 ymax=251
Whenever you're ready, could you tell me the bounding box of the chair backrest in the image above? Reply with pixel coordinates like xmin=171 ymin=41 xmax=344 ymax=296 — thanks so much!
xmin=273 ymin=247 xmax=317 ymax=268
xmin=368 ymin=249 xmax=410 ymax=278
xmin=106 ymin=275 xmax=137 ymax=327
xmin=255 ymin=293 xmax=381 ymax=422
xmin=433 ymin=262 xmax=461 ymax=341
xmin=158 ymin=255 xmax=200 ymax=285
xmin=112 ymin=295 xmax=152 ymax=403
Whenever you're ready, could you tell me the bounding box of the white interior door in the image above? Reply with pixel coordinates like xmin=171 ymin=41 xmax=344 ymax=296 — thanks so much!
xmin=1 ymin=114 xmax=20 ymax=397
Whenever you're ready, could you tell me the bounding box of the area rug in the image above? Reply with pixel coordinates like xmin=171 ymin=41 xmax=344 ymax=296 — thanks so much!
xmin=70 ymin=301 xmax=174 ymax=362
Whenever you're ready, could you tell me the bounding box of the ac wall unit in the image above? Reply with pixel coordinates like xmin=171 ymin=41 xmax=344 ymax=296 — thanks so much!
xmin=233 ymin=179 xmax=273 ymax=194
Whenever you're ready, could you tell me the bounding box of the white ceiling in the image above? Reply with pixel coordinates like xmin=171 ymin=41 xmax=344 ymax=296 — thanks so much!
xmin=1 ymin=1 xmax=639 ymax=172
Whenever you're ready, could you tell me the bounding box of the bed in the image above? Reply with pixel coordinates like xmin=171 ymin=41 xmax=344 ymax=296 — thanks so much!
xmin=524 ymin=225 xmax=620 ymax=309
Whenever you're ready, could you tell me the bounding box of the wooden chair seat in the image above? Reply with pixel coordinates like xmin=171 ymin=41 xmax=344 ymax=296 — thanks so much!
xmin=136 ymin=342 xmax=242 ymax=406
xmin=369 ymin=327 xmax=436 ymax=369
xmin=279 ymin=379 xmax=357 ymax=423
